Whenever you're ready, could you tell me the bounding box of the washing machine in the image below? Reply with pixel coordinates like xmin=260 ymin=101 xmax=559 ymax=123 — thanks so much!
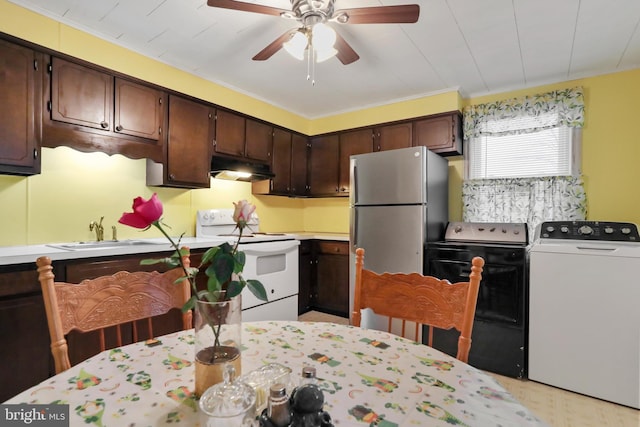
xmin=528 ymin=221 xmax=640 ymax=409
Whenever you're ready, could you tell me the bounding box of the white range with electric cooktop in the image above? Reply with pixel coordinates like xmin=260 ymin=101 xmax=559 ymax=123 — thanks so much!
xmin=196 ymin=209 xmax=300 ymax=322
xmin=529 ymin=221 xmax=640 ymax=409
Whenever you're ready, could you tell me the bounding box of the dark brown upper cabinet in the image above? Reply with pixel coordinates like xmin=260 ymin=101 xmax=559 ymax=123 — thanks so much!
xmin=43 ymin=56 xmax=167 ymax=162
xmin=338 ymin=128 xmax=374 ymax=194
xmin=214 ymin=110 xmax=273 ymax=164
xmin=412 ymin=111 xmax=463 ymax=156
xmin=374 ymin=122 xmax=413 ymax=152
xmin=308 ymin=134 xmax=340 ymax=197
xmin=147 ymin=95 xmax=213 ymax=189
xmin=0 ymin=38 xmax=42 ymax=176
xmin=253 ymin=128 xmax=308 ymax=196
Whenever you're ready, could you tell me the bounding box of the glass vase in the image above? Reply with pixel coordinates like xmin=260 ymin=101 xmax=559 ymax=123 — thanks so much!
xmin=194 ymin=293 xmax=242 ymax=397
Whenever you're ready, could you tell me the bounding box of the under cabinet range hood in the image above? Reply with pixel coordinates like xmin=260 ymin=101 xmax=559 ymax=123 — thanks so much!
xmin=210 ymin=156 xmax=274 ymax=182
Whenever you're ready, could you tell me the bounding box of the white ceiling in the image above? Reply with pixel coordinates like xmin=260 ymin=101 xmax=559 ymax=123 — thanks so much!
xmin=8 ymin=0 xmax=640 ymax=119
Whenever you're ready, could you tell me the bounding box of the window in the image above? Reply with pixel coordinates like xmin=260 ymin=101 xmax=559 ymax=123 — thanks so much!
xmin=466 ymin=121 xmax=580 ymax=179
xmin=461 ymin=87 xmax=587 ymax=236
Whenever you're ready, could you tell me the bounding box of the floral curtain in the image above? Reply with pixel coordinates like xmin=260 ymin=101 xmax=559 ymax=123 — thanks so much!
xmin=463 ymin=86 xmax=585 ymax=139
xmin=462 ymin=87 xmax=587 ymax=239
xmin=463 ymin=177 xmax=587 ymax=239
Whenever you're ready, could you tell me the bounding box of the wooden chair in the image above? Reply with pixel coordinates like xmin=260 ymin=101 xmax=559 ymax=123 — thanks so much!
xmin=36 ymin=247 xmax=193 ymax=373
xmin=352 ymin=248 xmax=484 ymax=363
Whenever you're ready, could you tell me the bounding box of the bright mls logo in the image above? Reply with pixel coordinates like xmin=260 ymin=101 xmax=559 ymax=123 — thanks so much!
xmin=1 ymin=404 xmax=69 ymax=426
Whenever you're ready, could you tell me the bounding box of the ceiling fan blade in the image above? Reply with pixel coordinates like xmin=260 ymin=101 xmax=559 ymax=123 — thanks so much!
xmin=333 ymin=4 xmax=420 ymax=24
xmin=334 ymin=31 xmax=359 ymax=65
xmin=207 ymin=0 xmax=289 ymax=17
xmin=252 ymin=29 xmax=298 ymax=61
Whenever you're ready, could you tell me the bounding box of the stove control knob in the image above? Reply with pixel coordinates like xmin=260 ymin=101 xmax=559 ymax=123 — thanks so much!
xmin=454 ymin=225 xmax=463 ymax=233
xmin=514 ymin=229 xmax=520 ymax=234
xmin=578 ymin=225 xmax=593 ymax=235
xmin=621 ymin=227 xmax=631 ymax=235
xmin=604 ymin=226 xmax=614 ymax=234
xmin=560 ymin=226 xmax=569 ymax=233
xmin=546 ymin=226 xmax=555 ymax=233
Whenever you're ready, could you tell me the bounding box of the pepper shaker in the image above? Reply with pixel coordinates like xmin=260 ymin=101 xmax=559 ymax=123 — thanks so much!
xmin=267 ymin=382 xmax=291 ymax=427
xmin=300 ymin=366 xmax=317 ymax=386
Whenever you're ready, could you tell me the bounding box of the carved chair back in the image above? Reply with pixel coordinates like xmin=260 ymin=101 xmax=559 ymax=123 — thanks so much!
xmin=36 ymin=248 xmax=192 ymax=373
xmin=352 ymin=248 xmax=484 ymax=363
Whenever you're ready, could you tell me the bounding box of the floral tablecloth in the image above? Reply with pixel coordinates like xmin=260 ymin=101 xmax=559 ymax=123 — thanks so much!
xmin=4 ymin=321 xmax=548 ymax=426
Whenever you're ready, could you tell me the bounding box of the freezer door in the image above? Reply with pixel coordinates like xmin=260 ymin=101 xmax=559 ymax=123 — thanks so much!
xmin=350 ymin=146 xmax=426 ymax=206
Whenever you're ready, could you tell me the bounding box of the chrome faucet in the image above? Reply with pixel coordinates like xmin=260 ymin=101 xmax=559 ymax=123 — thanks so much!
xmin=89 ymin=217 xmax=105 ymax=241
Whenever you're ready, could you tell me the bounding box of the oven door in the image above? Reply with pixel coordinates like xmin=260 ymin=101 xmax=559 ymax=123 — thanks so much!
xmin=426 ymin=244 xmax=526 ymax=325
xmin=238 ymin=240 xmax=300 ymax=321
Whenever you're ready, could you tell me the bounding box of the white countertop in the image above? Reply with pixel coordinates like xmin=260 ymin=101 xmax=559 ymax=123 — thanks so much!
xmin=0 ymin=233 xmax=350 ymax=266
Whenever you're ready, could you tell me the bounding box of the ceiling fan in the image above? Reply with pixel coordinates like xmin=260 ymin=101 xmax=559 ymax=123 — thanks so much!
xmin=206 ymin=0 xmax=420 ymax=65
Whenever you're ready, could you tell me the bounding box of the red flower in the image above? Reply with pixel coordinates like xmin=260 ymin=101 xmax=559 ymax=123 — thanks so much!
xmin=118 ymin=193 xmax=163 ymax=229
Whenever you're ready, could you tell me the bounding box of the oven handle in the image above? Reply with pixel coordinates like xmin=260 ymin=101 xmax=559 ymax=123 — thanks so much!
xmin=238 ymin=241 xmax=299 ymax=256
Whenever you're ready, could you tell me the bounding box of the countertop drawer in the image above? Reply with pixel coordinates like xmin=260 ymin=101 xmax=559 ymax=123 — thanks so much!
xmin=317 ymin=241 xmax=349 ymax=255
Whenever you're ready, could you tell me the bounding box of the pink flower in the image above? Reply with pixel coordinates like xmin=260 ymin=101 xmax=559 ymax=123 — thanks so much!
xmin=232 ymin=200 xmax=256 ymax=230
xmin=118 ymin=193 xmax=163 ymax=229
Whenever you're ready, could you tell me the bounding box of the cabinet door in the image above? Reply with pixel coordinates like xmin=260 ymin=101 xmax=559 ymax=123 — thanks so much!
xmin=0 ymin=39 xmax=41 ymax=175
xmin=114 ymin=77 xmax=166 ymax=141
xmin=271 ymin=128 xmax=292 ymax=194
xmin=214 ymin=109 xmax=245 ymax=157
xmin=165 ymin=95 xmax=214 ymax=188
xmin=375 ymin=122 xmax=412 ymax=151
xmin=290 ymin=133 xmax=308 ymax=196
xmin=298 ymin=240 xmax=314 ymax=315
xmin=308 ymin=135 xmax=339 ymax=196
xmin=50 ymin=57 xmax=113 ymax=131
xmin=315 ymin=241 xmax=349 ymax=316
xmin=413 ymin=111 xmax=462 ymax=156
xmin=339 ymin=129 xmax=373 ymax=194
xmin=245 ymin=119 xmax=272 ymax=162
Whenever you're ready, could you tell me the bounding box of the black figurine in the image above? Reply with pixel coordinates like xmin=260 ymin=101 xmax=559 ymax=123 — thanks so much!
xmin=289 ymin=384 xmax=334 ymax=427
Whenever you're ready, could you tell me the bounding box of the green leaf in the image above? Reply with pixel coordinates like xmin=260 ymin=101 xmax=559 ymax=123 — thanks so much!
xmin=206 ymin=274 xmax=222 ymax=295
xmin=226 ymin=280 xmax=243 ymax=298
xmin=247 ymin=279 xmax=268 ymax=302
xmin=201 ymin=246 xmax=221 ymax=265
xmin=140 ymin=257 xmax=174 ymax=266
xmin=210 ymin=253 xmax=235 ymax=283
xmin=182 ymin=296 xmax=197 ymax=312
xmin=233 ymin=251 xmax=246 ymax=273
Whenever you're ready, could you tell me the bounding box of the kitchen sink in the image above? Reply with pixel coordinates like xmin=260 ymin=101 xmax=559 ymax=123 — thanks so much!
xmin=47 ymin=239 xmax=162 ymax=251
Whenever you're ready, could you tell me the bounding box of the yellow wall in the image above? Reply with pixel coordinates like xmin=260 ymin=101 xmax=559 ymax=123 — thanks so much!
xmin=1 ymin=0 xmax=639 ymax=247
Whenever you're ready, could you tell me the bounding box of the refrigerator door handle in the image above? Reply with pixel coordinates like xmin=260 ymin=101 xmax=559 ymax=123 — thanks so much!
xmin=351 ymin=163 xmax=358 ymax=205
xmin=350 ymin=208 xmax=358 ymax=252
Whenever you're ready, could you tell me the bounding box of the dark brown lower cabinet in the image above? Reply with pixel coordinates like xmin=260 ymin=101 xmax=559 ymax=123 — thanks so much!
xmin=298 ymin=240 xmax=314 ymax=314
xmin=314 ymin=241 xmax=350 ymax=317
xmin=0 ymin=248 xmax=205 ymax=401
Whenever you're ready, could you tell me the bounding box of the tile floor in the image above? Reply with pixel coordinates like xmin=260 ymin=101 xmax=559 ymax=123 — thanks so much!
xmin=298 ymin=311 xmax=640 ymax=427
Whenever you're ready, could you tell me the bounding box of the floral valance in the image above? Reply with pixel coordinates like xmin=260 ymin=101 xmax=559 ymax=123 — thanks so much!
xmin=463 ymin=86 xmax=584 ymax=139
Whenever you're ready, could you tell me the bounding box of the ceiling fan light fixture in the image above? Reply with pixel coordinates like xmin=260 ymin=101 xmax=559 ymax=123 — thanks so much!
xmin=315 ymin=47 xmax=337 ymax=62
xmin=311 ymin=22 xmax=336 ymax=50
xmin=283 ymin=30 xmax=308 ymax=60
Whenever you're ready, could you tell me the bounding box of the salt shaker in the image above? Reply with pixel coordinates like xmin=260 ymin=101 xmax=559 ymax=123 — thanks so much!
xmin=300 ymin=366 xmax=317 ymax=386
xmin=267 ymin=382 xmax=291 ymax=427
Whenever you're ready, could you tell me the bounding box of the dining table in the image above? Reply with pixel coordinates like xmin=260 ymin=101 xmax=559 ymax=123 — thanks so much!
xmin=3 ymin=320 xmax=549 ymax=426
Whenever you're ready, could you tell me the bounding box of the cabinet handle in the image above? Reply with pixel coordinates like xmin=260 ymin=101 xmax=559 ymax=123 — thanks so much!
xmin=115 ymin=125 xmax=123 ymax=132
xmin=158 ymin=127 xmax=162 ymax=135
xmin=169 ymin=173 xmax=175 ymax=181
xmin=100 ymin=121 xmax=109 ymax=129
xmin=33 ymin=149 xmax=38 ymax=159
xmin=159 ymin=98 xmax=163 ymax=105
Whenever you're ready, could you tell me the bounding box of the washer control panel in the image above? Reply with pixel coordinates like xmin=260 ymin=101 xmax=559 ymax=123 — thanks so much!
xmin=539 ymin=221 xmax=639 ymax=242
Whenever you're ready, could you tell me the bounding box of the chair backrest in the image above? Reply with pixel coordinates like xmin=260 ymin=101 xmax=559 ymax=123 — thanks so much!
xmin=352 ymin=247 xmax=484 ymax=363
xmin=36 ymin=247 xmax=193 ymax=373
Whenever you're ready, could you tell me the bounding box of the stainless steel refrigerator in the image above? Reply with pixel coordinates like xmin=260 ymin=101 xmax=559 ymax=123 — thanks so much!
xmin=349 ymin=146 xmax=448 ymax=331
